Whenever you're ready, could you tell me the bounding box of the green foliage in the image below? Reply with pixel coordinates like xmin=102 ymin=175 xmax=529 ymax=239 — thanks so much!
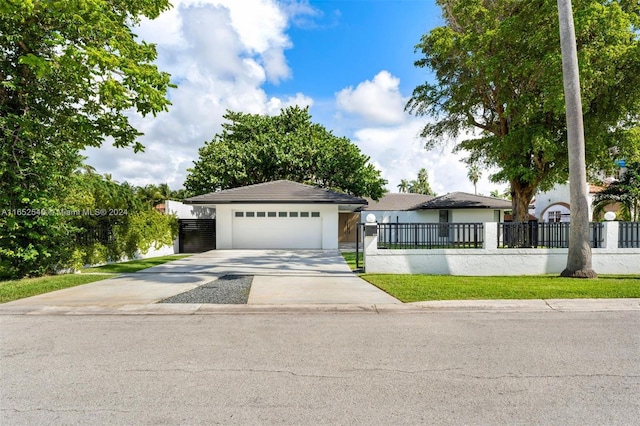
xmin=592 ymin=163 xmax=640 ymax=221
xmin=408 ymin=168 xmax=436 ymax=195
xmin=185 ymin=106 xmax=387 ymax=199
xmin=407 ymin=0 xmax=640 ymax=222
xmin=0 ymin=0 xmax=174 ymax=278
xmin=0 ymin=169 xmax=179 ymax=279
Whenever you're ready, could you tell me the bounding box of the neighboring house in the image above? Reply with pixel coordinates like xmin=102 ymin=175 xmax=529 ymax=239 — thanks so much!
xmin=361 ymin=192 xmax=511 ymax=223
xmin=360 ymin=193 xmax=435 ymax=223
xmin=535 ymin=183 xmax=618 ymax=222
xmin=182 ymin=180 xmax=366 ymax=251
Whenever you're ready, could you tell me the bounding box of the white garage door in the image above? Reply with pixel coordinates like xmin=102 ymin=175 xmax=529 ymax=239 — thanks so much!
xmin=232 ymin=210 xmax=322 ymax=249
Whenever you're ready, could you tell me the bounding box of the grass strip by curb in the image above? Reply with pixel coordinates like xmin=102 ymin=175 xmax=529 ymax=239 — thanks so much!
xmin=361 ymin=274 xmax=640 ymax=302
xmin=1 ymin=254 xmax=191 ymax=304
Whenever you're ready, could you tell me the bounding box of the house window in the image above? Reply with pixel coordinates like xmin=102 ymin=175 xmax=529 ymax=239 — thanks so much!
xmin=278 ymin=212 xmax=287 ymax=217
xmin=300 ymin=212 xmax=309 ymax=218
xmin=257 ymin=212 xmax=266 ymax=217
xmin=267 ymin=212 xmax=276 ymax=217
xmin=311 ymin=212 xmax=320 ymax=218
xmin=289 ymin=212 xmax=298 ymax=217
xmin=548 ymin=210 xmax=562 ymax=223
xmin=235 ymin=212 xmax=244 ymax=217
xmin=246 ymin=211 xmax=255 ymax=218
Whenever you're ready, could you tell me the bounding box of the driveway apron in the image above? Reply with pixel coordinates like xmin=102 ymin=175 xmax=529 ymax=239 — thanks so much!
xmin=2 ymin=250 xmax=399 ymax=308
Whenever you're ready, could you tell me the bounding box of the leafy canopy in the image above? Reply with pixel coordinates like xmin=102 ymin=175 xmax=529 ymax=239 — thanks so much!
xmin=406 ymin=0 xmax=640 ymax=222
xmin=185 ymin=106 xmax=387 ymax=199
xmin=0 ymin=0 xmax=174 ymax=278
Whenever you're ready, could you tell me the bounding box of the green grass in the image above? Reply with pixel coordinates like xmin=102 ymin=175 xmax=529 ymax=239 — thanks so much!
xmin=0 ymin=274 xmax=113 ymax=304
xmin=341 ymin=252 xmax=363 ymax=271
xmin=82 ymin=254 xmax=191 ymax=274
xmin=1 ymin=254 xmax=191 ymax=304
xmin=361 ymin=274 xmax=640 ymax=302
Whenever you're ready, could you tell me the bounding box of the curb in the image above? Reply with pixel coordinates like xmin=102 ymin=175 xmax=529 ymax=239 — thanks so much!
xmin=1 ymin=298 xmax=638 ymax=316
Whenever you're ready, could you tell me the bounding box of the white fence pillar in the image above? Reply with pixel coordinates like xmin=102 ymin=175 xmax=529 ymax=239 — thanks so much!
xmin=483 ymin=222 xmax=498 ymax=250
xmin=363 ymin=222 xmax=378 ymax=272
xmin=603 ymin=221 xmax=619 ymax=249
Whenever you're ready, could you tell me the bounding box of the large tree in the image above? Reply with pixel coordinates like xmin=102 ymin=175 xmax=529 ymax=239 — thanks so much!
xmin=0 ymin=0 xmax=173 ymax=277
xmin=185 ymin=106 xmax=387 ymax=199
xmin=406 ymin=0 xmax=640 ymax=223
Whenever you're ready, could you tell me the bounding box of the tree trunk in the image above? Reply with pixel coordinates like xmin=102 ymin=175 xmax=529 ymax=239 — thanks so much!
xmin=510 ymin=180 xmax=535 ymax=224
xmin=508 ymin=180 xmax=536 ymax=247
xmin=557 ymin=0 xmax=597 ymax=278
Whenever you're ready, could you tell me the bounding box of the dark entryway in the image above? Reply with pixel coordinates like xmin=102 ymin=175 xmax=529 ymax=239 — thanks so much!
xmin=178 ymin=219 xmax=216 ymax=253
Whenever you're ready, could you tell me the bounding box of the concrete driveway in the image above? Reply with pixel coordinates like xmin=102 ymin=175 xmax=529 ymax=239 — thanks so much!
xmin=1 ymin=250 xmax=400 ymax=309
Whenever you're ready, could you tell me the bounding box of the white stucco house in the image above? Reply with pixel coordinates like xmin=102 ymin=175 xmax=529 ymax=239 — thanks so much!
xmin=534 ymin=183 xmax=619 ymax=222
xmin=179 ymin=180 xmax=366 ymax=251
xmin=361 ymin=192 xmax=512 ymax=224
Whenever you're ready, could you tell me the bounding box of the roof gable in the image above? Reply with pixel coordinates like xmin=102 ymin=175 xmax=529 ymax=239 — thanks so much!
xmin=418 ymin=192 xmax=512 ymax=210
xmin=184 ymin=180 xmax=367 ymax=205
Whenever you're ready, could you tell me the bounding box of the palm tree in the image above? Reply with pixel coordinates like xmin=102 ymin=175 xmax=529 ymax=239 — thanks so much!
xmin=592 ymin=163 xmax=640 ymax=221
xmin=397 ymin=179 xmax=410 ymax=193
xmin=558 ymin=0 xmax=595 ymax=277
xmin=408 ymin=168 xmax=436 ymax=195
xmin=467 ymin=165 xmax=481 ymax=195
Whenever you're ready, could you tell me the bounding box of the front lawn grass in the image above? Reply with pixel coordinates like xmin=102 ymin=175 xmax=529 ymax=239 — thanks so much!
xmin=0 ymin=274 xmax=113 ymax=304
xmin=1 ymin=254 xmax=191 ymax=303
xmin=341 ymin=252 xmax=363 ymax=271
xmin=361 ymin=274 xmax=640 ymax=302
xmin=82 ymin=254 xmax=191 ymax=274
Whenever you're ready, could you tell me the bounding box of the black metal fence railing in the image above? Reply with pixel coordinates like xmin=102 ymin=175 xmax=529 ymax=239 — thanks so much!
xmin=76 ymin=224 xmax=116 ymax=246
xmin=498 ymin=222 xmax=604 ymax=248
xmin=619 ymin=222 xmax=640 ymax=248
xmin=377 ymin=223 xmax=484 ymax=249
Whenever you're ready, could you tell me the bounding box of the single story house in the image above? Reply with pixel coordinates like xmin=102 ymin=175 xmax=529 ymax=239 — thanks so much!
xmin=361 ymin=192 xmax=512 ymax=223
xmin=181 ymin=180 xmax=366 ymax=251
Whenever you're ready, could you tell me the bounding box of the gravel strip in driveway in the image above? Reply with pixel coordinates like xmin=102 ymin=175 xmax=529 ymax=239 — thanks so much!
xmin=159 ymin=275 xmax=253 ymax=304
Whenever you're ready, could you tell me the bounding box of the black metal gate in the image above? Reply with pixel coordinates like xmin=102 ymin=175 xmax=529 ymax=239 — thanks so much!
xmin=178 ymin=219 xmax=216 ymax=253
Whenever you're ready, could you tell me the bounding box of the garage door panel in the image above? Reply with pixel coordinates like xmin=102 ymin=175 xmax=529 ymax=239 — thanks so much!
xmin=232 ymin=217 xmax=322 ymax=249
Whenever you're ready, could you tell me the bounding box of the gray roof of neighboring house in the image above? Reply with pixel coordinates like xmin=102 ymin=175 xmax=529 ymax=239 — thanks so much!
xmin=184 ymin=180 xmax=367 ymax=205
xmin=418 ymin=192 xmax=512 ymax=210
xmin=361 ymin=193 xmax=435 ymax=211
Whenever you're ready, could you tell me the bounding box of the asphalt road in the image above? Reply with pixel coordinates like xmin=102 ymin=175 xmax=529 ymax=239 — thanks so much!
xmin=2 ymin=311 xmax=639 ymax=425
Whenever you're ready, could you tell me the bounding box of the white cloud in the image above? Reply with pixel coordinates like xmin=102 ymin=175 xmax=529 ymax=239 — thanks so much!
xmin=335 ymin=70 xmax=409 ymax=125
xmin=266 ymin=93 xmax=314 ymax=115
xmin=83 ymin=0 xmax=314 ymax=189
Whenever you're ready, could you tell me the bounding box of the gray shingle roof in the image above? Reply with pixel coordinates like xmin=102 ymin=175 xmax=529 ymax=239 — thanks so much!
xmin=362 ymin=193 xmax=435 ymax=211
xmin=184 ymin=180 xmax=367 ymax=205
xmin=418 ymin=192 xmax=512 ymax=210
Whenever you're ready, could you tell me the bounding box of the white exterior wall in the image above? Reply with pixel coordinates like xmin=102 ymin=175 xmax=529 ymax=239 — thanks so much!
xmin=165 ymin=200 xmax=215 ymax=219
xmin=362 ymin=209 xmax=506 ymax=223
xmin=364 ymin=248 xmax=640 ymax=275
xmin=450 ymin=210 xmax=498 ymax=223
xmin=215 ymin=203 xmax=339 ymax=249
xmin=536 ymin=183 xmax=596 ymax=222
xmin=364 ymin=221 xmax=640 ymax=275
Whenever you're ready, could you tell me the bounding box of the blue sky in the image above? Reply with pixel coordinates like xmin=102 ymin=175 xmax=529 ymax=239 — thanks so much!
xmin=84 ymin=0 xmax=505 ymax=196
